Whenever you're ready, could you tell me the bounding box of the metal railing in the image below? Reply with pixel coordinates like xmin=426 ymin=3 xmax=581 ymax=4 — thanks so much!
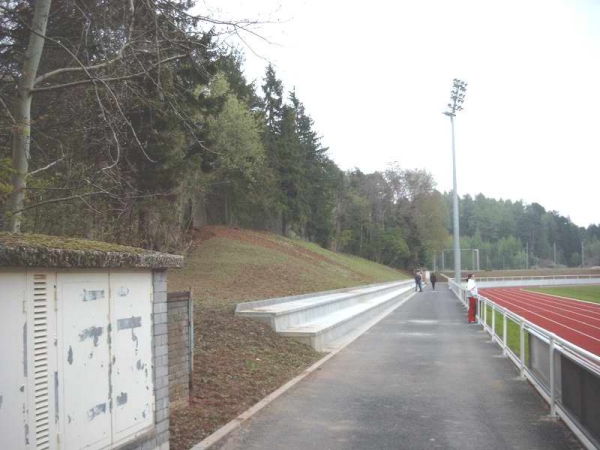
xmin=449 ymin=278 xmax=600 ymax=450
xmin=474 ymin=274 xmax=600 ymax=287
xmin=475 ymin=275 xmax=598 ymax=281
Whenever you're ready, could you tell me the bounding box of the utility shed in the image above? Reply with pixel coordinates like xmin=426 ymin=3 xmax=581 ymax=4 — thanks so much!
xmin=0 ymin=233 xmax=183 ymax=450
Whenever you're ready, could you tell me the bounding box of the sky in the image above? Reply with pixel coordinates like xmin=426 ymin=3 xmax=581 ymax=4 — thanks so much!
xmin=198 ymin=0 xmax=600 ymax=228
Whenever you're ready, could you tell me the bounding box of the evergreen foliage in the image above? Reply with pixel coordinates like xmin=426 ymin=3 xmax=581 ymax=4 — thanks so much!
xmin=0 ymin=4 xmax=597 ymax=268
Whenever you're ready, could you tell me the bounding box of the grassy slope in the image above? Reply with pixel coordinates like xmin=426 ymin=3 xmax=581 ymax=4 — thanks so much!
xmin=167 ymin=227 xmax=408 ymax=450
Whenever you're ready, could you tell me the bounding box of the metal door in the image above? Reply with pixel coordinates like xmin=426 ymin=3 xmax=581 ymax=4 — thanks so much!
xmin=109 ymin=271 xmax=154 ymax=444
xmin=0 ymin=272 xmax=28 ymax=450
xmin=57 ymin=272 xmax=111 ymax=450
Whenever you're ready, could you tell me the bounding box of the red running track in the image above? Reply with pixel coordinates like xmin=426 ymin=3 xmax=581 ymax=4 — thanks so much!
xmin=480 ymin=287 xmax=600 ymax=357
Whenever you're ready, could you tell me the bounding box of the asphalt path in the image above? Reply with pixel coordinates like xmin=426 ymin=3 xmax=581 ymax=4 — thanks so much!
xmin=216 ymin=284 xmax=583 ymax=450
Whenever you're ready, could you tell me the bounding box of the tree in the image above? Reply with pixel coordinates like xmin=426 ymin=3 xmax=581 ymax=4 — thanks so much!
xmin=415 ymin=190 xmax=449 ymax=264
xmin=383 ymin=164 xmax=443 ymax=266
xmin=2 ymin=0 xmax=52 ymax=231
xmin=215 ymin=49 xmax=260 ymax=108
xmin=261 ymin=64 xmax=284 ymax=164
xmin=203 ymin=74 xmax=277 ymax=226
xmin=291 ymin=92 xmax=342 ymax=246
xmin=0 ymin=0 xmax=248 ymax=233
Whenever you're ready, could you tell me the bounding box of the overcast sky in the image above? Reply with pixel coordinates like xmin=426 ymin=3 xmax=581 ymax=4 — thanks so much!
xmin=199 ymin=0 xmax=600 ymax=228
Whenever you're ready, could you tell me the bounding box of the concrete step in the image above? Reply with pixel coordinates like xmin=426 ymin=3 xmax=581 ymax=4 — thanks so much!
xmin=235 ymin=281 xmax=414 ymax=351
xmin=279 ymin=286 xmax=414 ymax=351
xmin=236 ymin=281 xmax=409 ymax=331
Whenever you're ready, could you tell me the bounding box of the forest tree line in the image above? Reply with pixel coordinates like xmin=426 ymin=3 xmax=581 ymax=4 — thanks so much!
xmin=1 ymin=1 xmax=599 ymax=270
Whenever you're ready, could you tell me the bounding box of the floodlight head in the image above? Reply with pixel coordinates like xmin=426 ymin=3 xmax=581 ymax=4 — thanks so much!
xmin=446 ymin=78 xmax=469 ymax=115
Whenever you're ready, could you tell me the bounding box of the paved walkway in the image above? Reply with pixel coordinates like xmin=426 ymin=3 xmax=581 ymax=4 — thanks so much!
xmin=216 ymin=285 xmax=584 ymax=450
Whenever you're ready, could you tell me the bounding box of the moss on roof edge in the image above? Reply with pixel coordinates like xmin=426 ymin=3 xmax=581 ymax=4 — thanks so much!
xmin=0 ymin=233 xmax=183 ymax=269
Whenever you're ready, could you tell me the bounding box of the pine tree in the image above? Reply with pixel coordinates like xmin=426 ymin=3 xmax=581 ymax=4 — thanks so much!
xmin=261 ymin=64 xmax=284 ymax=166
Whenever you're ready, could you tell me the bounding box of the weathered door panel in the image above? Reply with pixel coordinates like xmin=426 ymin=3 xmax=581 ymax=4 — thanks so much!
xmin=0 ymin=272 xmax=28 ymax=450
xmin=57 ymin=273 xmax=111 ymax=450
xmin=110 ymin=272 xmax=154 ymax=443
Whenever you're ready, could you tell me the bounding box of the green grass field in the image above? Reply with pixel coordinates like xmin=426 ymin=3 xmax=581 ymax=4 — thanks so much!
xmin=528 ymin=285 xmax=600 ymax=304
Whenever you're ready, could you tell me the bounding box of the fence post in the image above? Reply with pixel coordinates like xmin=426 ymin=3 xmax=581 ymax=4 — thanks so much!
xmin=519 ymin=322 xmax=525 ymax=378
xmin=483 ymin=297 xmax=488 ymax=330
xmin=188 ymin=287 xmax=194 ymax=392
xmin=503 ymin=310 xmax=508 ymax=355
xmin=491 ymin=304 xmax=496 ymax=341
xmin=549 ymin=335 xmax=557 ymax=417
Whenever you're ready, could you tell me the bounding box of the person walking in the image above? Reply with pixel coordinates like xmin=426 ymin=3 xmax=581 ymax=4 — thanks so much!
xmin=414 ymin=270 xmax=423 ymax=292
xmin=430 ymin=273 xmax=437 ymax=290
xmin=466 ymin=274 xmax=478 ymax=323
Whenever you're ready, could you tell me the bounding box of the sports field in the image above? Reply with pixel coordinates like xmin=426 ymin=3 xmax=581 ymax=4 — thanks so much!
xmin=480 ymin=286 xmax=600 ymax=356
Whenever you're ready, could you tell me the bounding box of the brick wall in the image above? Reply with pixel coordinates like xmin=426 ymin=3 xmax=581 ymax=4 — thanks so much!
xmin=166 ymin=291 xmax=192 ymax=410
xmin=153 ymin=269 xmax=171 ymax=450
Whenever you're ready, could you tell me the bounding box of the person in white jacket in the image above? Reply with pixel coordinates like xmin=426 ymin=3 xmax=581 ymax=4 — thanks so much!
xmin=466 ymin=274 xmax=478 ymax=323
xmin=467 ymin=274 xmax=478 ymax=296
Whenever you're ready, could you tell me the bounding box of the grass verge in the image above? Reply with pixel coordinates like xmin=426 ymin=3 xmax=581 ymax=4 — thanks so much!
xmin=484 ymin=304 xmax=530 ymax=362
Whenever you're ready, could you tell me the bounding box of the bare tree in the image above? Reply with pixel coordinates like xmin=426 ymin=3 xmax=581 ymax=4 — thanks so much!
xmin=0 ymin=0 xmax=261 ymax=233
xmin=2 ymin=0 xmax=51 ymax=232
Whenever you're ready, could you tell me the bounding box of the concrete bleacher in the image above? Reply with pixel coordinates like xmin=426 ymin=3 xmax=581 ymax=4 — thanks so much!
xmin=235 ymin=280 xmax=415 ymax=351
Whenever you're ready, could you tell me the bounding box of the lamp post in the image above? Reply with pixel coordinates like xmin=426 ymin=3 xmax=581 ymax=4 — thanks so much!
xmin=444 ymin=79 xmax=467 ymax=284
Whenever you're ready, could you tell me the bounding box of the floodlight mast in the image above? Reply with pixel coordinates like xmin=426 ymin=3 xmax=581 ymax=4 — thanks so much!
xmin=443 ymin=79 xmax=468 ymax=285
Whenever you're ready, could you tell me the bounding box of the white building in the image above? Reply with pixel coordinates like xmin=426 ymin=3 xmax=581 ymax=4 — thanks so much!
xmin=0 ymin=233 xmax=183 ymax=450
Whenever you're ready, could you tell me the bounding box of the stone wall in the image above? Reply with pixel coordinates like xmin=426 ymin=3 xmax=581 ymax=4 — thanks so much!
xmin=167 ymin=290 xmax=192 ymax=410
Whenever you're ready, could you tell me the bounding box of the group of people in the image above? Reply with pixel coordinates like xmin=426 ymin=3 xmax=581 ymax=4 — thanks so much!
xmin=413 ymin=270 xmax=478 ymax=323
xmin=413 ymin=270 xmax=437 ymax=292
